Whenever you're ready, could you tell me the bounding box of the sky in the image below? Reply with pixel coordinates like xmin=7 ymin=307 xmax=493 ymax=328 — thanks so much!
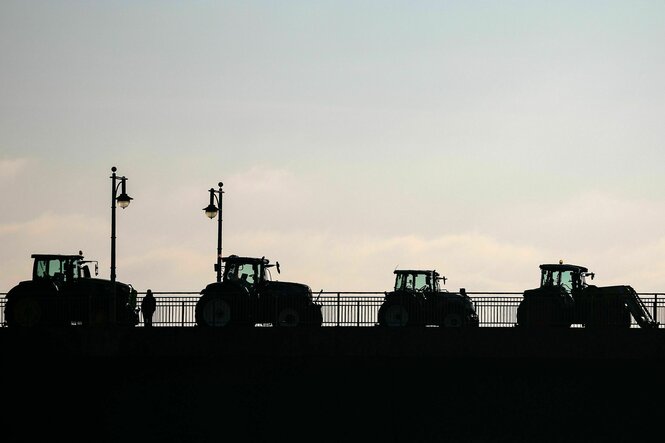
xmin=2 ymin=1 xmax=665 ymax=294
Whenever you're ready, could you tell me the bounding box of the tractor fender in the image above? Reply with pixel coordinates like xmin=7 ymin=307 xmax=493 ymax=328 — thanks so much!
xmin=201 ymin=280 xmax=245 ymax=294
xmin=6 ymin=280 xmax=59 ymax=300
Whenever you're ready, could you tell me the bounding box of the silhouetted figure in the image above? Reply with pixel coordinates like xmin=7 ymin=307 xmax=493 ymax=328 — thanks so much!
xmin=141 ymin=289 xmax=156 ymax=327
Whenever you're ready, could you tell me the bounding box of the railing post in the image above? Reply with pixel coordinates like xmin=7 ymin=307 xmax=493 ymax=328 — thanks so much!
xmin=337 ymin=292 xmax=341 ymax=327
xmin=357 ymin=300 xmax=360 ymax=327
xmin=181 ymin=300 xmax=185 ymax=327
xmin=654 ymin=294 xmax=658 ymax=325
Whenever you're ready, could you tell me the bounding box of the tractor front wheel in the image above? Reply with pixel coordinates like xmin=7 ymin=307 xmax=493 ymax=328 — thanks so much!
xmin=274 ymin=306 xmax=302 ymax=327
xmin=586 ymin=303 xmax=631 ymax=329
xmin=441 ymin=311 xmax=464 ymax=328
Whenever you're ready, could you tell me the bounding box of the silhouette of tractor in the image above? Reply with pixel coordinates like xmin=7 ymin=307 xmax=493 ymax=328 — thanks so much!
xmin=516 ymin=262 xmax=658 ymax=329
xmin=195 ymin=255 xmax=323 ymax=327
xmin=377 ymin=269 xmax=479 ymax=327
xmin=4 ymin=252 xmax=139 ymax=327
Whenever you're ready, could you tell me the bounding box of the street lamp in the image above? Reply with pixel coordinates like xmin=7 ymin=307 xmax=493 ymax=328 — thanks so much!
xmin=203 ymin=182 xmax=224 ymax=283
xmin=110 ymin=166 xmax=132 ymax=283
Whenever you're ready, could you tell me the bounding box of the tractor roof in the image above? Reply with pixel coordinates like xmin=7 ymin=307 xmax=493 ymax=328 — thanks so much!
xmin=222 ymin=255 xmax=270 ymax=265
xmin=394 ymin=269 xmax=438 ymax=275
xmin=539 ymin=263 xmax=589 ymax=273
xmin=31 ymin=254 xmax=84 ymax=260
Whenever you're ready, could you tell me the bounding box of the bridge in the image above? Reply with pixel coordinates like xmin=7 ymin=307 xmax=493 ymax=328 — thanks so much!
xmin=3 ymin=291 xmax=665 ymax=442
xmin=3 ymin=291 xmax=665 ymax=360
xmin=2 ymin=290 xmax=665 ymax=360
xmin=4 ymin=291 xmax=662 ymax=327
xmin=132 ymin=291 xmax=665 ymax=327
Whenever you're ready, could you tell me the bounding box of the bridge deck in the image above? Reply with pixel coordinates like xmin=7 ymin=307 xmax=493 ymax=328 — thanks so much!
xmin=3 ymin=328 xmax=665 ymax=442
xmin=3 ymin=326 xmax=665 ymax=358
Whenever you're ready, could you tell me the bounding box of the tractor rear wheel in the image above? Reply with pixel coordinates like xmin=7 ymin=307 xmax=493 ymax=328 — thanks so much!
xmin=195 ymin=295 xmax=239 ymax=327
xmin=88 ymin=308 xmax=109 ymax=327
xmin=6 ymin=296 xmax=43 ymax=328
xmin=378 ymin=301 xmax=414 ymax=327
xmin=516 ymin=298 xmax=568 ymax=328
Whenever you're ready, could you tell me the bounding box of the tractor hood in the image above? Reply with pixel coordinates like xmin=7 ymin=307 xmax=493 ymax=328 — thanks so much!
xmin=77 ymin=278 xmax=135 ymax=294
xmin=7 ymin=277 xmax=133 ymax=295
xmin=266 ymin=281 xmax=313 ymax=298
xmin=201 ymin=280 xmax=313 ymax=300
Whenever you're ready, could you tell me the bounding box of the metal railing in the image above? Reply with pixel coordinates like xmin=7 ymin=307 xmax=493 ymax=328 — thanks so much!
xmin=2 ymin=291 xmax=662 ymax=328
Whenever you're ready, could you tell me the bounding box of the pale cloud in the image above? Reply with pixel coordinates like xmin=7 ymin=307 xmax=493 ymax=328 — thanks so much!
xmin=4 ymin=209 xmax=665 ymax=298
xmin=0 ymin=212 xmax=108 ymax=290
xmin=590 ymin=237 xmax=665 ymax=292
xmin=218 ymin=228 xmax=665 ymax=295
xmin=226 ymin=166 xmax=306 ymax=196
xmin=4 ymin=180 xmax=665 ymax=297
xmin=0 ymin=158 xmax=30 ymax=180
xmin=84 ymin=227 xmax=543 ymax=294
xmin=0 ymin=212 xmax=106 ymax=242
xmin=485 ymin=190 xmax=665 ymax=255
xmin=120 ymin=247 xmax=212 ymax=292
xmin=223 ymin=230 xmax=543 ymax=293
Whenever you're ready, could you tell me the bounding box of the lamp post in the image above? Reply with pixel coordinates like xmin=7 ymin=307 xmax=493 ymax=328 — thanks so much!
xmin=110 ymin=167 xmax=132 ymax=324
xmin=110 ymin=166 xmax=132 ymax=283
xmin=203 ymin=182 xmax=224 ymax=283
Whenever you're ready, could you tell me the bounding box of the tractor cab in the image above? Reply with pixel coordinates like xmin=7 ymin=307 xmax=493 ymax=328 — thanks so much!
xmin=222 ymin=255 xmax=280 ymax=291
xmin=539 ymin=263 xmax=594 ymax=297
xmin=394 ymin=270 xmax=446 ymax=294
xmin=31 ymin=252 xmax=99 ymax=285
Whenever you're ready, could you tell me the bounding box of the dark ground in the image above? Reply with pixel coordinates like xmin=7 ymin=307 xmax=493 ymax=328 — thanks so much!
xmin=2 ymin=327 xmax=664 ymax=442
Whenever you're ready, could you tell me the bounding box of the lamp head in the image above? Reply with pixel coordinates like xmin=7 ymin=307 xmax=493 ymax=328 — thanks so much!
xmin=203 ymin=204 xmax=218 ymax=219
xmin=116 ymin=192 xmax=132 ymax=209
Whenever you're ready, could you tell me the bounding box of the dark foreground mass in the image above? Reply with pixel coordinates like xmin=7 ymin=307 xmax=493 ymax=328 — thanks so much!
xmin=2 ymin=327 xmax=664 ymax=442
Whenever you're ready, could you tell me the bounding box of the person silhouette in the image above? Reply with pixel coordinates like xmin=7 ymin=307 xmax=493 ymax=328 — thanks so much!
xmin=141 ymin=289 xmax=157 ymax=327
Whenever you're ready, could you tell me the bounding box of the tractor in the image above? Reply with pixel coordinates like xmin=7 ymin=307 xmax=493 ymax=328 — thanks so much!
xmin=195 ymin=255 xmax=323 ymax=327
xmin=516 ymin=261 xmax=658 ymax=329
xmin=377 ymin=269 xmax=479 ymax=327
xmin=3 ymin=252 xmax=139 ymax=327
